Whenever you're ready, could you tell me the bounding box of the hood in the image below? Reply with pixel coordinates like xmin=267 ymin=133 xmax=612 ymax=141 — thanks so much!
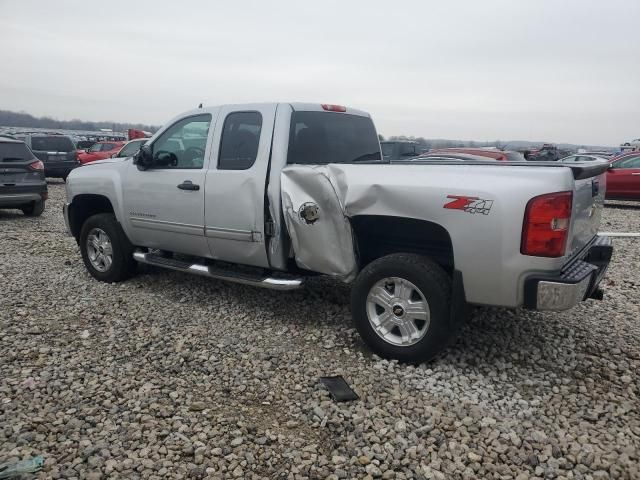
xmin=66 ymin=154 xmax=131 ymax=196
xmin=83 ymin=157 xmax=129 ymax=166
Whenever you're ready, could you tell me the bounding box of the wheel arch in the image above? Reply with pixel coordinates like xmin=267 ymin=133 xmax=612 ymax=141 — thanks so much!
xmin=68 ymin=194 xmax=117 ymax=241
xmin=350 ymin=215 xmax=455 ymax=272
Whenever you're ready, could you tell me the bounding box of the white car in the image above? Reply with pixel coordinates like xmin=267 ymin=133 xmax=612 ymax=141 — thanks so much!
xmin=621 ymin=138 xmax=640 ymax=150
xmin=559 ymin=154 xmax=610 ymax=163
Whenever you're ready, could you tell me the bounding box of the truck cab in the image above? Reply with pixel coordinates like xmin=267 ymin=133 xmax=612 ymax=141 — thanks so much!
xmin=100 ymin=103 xmax=378 ymax=271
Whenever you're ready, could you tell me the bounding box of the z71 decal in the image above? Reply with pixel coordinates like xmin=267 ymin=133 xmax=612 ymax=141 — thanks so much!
xmin=444 ymin=195 xmax=494 ymax=215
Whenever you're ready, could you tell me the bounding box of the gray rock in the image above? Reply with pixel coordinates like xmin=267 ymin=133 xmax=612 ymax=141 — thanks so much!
xmin=0 ymin=184 xmax=637 ymax=480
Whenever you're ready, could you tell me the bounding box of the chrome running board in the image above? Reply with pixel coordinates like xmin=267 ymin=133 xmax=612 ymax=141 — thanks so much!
xmin=133 ymin=250 xmax=303 ymax=291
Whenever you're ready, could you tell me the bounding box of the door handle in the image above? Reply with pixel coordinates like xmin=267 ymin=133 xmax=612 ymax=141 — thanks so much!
xmin=177 ymin=180 xmax=200 ymax=191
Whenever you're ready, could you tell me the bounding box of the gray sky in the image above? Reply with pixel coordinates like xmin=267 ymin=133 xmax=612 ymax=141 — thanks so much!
xmin=1 ymin=0 xmax=638 ymax=145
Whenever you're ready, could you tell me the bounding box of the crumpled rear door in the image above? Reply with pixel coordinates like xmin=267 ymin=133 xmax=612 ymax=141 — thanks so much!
xmin=281 ymin=165 xmax=357 ymax=281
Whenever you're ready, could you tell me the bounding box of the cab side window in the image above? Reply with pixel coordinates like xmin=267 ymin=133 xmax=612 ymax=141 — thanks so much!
xmin=218 ymin=112 xmax=262 ymax=170
xmin=152 ymin=114 xmax=211 ymax=169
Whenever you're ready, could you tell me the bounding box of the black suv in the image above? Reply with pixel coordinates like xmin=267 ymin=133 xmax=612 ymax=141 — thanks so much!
xmin=24 ymin=134 xmax=79 ymax=180
xmin=0 ymin=138 xmax=47 ymax=216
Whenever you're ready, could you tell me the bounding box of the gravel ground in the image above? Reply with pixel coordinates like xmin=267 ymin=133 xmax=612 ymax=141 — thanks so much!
xmin=1 ymin=182 xmax=638 ymax=480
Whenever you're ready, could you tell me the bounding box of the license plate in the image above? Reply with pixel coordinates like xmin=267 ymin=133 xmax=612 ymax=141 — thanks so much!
xmin=48 ymin=155 xmax=62 ymax=162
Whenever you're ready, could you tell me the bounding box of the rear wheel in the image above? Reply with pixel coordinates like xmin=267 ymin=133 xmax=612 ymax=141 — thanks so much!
xmin=351 ymin=253 xmax=456 ymax=363
xmin=22 ymin=200 xmax=45 ymax=217
xmin=79 ymin=213 xmax=136 ymax=282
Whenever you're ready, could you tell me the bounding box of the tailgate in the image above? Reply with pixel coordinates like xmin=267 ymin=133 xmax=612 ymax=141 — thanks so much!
xmin=0 ymin=160 xmax=36 ymax=185
xmin=567 ymin=163 xmax=608 ymax=258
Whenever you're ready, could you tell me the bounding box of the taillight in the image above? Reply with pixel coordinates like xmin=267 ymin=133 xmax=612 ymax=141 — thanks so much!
xmin=521 ymin=191 xmax=573 ymax=257
xmin=28 ymin=160 xmax=45 ymax=171
xmin=321 ymin=104 xmax=346 ymax=112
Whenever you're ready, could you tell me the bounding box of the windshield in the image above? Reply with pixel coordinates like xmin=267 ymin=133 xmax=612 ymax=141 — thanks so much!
xmin=30 ymin=136 xmax=74 ymax=152
xmin=287 ymin=111 xmax=382 ymax=164
xmin=117 ymin=140 xmax=146 ymax=157
xmin=89 ymin=143 xmax=108 ymax=152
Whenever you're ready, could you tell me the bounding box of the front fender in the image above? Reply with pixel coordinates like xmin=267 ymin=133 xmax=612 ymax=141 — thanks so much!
xmin=66 ymin=161 xmax=129 ymax=225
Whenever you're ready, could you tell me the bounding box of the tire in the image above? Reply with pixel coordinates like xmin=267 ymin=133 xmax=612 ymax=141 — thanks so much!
xmin=22 ymin=200 xmax=45 ymax=217
xmin=351 ymin=253 xmax=456 ymax=363
xmin=79 ymin=213 xmax=137 ymax=282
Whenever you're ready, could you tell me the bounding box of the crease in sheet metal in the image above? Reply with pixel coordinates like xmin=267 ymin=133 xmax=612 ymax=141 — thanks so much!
xmin=281 ymin=165 xmax=358 ymax=281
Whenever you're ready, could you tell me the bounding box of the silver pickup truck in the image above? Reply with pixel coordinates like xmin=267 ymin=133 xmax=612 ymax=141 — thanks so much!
xmin=64 ymin=103 xmax=613 ymax=362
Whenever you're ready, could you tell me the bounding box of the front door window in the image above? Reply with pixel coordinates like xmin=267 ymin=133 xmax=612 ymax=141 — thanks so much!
xmin=152 ymin=114 xmax=212 ymax=169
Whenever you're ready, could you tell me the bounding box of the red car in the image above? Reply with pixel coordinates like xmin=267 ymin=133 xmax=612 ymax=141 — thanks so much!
xmin=77 ymin=141 xmax=126 ymax=164
xmin=426 ymin=148 xmax=524 ymax=161
xmin=606 ymin=152 xmax=640 ymax=200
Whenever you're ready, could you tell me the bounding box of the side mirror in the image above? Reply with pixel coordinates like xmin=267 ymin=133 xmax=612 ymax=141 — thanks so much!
xmin=110 ymin=153 xmax=117 ymax=158
xmin=154 ymin=151 xmax=178 ymax=167
xmin=134 ymin=145 xmax=154 ymax=170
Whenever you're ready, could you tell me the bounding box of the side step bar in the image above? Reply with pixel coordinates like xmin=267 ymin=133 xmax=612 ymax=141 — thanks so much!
xmin=133 ymin=251 xmax=303 ymax=291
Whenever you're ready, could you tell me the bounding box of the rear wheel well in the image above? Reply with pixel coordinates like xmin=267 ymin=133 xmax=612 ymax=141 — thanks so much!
xmin=68 ymin=194 xmax=115 ymax=240
xmin=351 ymin=215 xmax=454 ymax=272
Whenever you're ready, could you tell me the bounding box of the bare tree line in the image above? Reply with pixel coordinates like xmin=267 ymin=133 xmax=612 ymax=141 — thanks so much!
xmin=0 ymin=110 xmax=159 ymax=133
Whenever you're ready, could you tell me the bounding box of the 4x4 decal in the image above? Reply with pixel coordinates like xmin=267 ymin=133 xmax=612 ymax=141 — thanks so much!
xmin=444 ymin=195 xmax=494 ymax=215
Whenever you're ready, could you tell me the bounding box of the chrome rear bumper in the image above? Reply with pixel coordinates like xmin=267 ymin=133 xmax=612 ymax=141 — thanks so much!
xmin=524 ymin=235 xmax=613 ymax=311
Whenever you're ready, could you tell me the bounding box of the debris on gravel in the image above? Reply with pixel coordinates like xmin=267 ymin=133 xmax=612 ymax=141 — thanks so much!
xmin=1 ymin=183 xmax=638 ymax=479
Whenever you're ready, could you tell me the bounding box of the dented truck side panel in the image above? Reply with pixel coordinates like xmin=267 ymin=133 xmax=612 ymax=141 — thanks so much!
xmin=281 ymin=165 xmax=358 ymax=280
xmin=281 ymin=163 xmax=577 ymax=307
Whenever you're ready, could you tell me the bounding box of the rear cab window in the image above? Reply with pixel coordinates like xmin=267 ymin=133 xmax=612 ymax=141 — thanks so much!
xmin=30 ymin=136 xmax=74 ymax=152
xmin=287 ymin=111 xmax=382 ymax=165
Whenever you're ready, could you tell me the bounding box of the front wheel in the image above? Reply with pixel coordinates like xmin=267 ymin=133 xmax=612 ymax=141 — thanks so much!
xmin=79 ymin=213 xmax=136 ymax=282
xmin=351 ymin=253 xmax=456 ymax=363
